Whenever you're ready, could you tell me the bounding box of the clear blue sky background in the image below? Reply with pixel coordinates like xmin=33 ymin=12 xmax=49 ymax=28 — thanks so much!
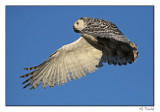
xmin=6 ymin=6 xmax=153 ymax=106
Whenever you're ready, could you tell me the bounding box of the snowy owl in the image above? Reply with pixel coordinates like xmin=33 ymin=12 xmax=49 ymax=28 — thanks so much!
xmin=20 ymin=17 xmax=139 ymax=90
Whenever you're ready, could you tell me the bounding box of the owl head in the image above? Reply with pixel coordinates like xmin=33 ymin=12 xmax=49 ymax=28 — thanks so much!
xmin=73 ymin=17 xmax=90 ymax=33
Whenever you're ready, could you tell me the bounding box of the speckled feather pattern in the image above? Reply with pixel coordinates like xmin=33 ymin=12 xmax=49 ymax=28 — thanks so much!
xmin=81 ymin=17 xmax=130 ymax=43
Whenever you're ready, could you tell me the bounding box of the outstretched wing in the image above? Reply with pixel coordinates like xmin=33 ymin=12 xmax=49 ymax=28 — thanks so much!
xmin=20 ymin=37 xmax=104 ymax=89
xmin=81 ymin=20 xmax=130 ymax=43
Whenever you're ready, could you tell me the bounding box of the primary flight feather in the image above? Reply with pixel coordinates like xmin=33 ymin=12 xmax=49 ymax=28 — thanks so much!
xmin=20 ymin=17 xmax=139 ymax=90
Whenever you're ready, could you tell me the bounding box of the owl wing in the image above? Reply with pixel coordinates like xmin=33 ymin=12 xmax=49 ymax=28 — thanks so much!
xmin=81 ymin=21 xmax=130 ymax=43
xmin=20 ymin=37 xmax=104 ymax=89
xmin=81 ymin=22 xmax=138 ymax=65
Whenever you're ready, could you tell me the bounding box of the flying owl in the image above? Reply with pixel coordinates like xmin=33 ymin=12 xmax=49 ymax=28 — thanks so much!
xmin=20 ymin=17 xmax=139 ymax=90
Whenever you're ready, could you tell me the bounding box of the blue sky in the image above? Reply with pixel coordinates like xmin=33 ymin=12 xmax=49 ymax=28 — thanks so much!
xmin=6 ymin=6 xmax=153 ymax=106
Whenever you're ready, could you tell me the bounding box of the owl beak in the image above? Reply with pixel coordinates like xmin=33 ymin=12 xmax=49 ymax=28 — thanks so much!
xmin=73 ymin=26 xmax=80 ymax=33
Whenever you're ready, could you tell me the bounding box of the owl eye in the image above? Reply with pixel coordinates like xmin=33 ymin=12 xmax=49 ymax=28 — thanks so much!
xmin=76 ymin=22 xmax=79 ymax=25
